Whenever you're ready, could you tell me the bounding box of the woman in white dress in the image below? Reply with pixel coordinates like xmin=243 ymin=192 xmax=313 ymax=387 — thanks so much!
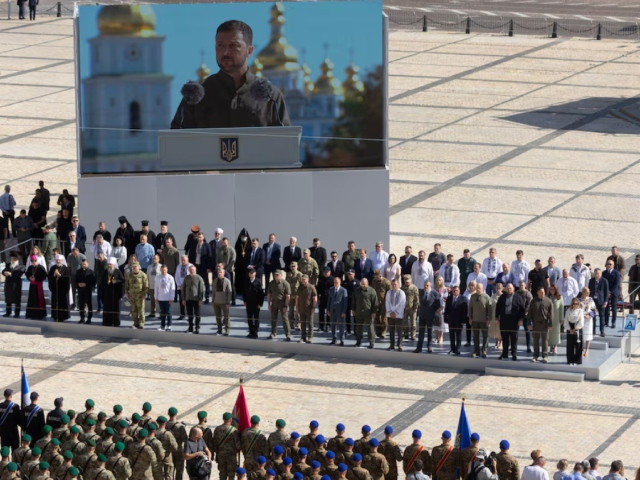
xmin=579 ymin=286 xmax=596 ymax=357
xmin=112 ymin=236 xmax=128 ymax=272
xmin=489 ymin=282 xmax=503 ymax=349
xmin=29 ymin=245 xmax=47 ymax=269
xmin=563 ymin=297 xmax=584 ymax=365
xmin=433 ymin=276 xmax=448 ymax=344
xmin=383 ymin=254 xmax=401 ymax=282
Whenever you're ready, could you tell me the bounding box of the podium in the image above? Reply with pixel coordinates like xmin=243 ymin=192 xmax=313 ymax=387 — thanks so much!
xmin=158 ymin=126 xmax=303 ymax=171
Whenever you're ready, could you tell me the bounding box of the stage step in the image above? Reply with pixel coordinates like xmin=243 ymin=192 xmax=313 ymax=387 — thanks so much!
xmin=485 ymin=366 xmax=585 ymax=382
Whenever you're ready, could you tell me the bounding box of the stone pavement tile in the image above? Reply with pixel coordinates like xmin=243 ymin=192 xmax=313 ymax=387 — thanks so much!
xmin=505 ymin=149 xmax=638 ymax=173
xmin=501 ymin=57 xmax=597 ymax=73
xmin=3 ymin=70 xmax=75 ymax=86
xmin=390 ymin=142 xmax=515 ymax=163
xmin=586 ymin=62 xmax=640 ymax=75
xmin=0 ymin=95 xmax=74 ymax=116
xmin=460 ymin=110 xmax=583 ymax=131
xmin=589 ymin=173 xmax=640 ymax=196
xmin=390 ymin=183 xmax=433 ymax=206
xmin=497 ymin=95 xmax=614 ymax=113
xmin=30 ymin=124 xmax=77 ymax=140
xmin=530 ymin=84 xmax=639 ymax=102
xmin=36 ymin=89 xmax=76 ymax=105
xmin=435 ymin=44 xmax=530 ymax=56
xmin=465 ymin=68 xmax=569 ymax=84
xmin=1 ymin=118 xmax=60 ymax=136
xmin=419 ymin=124 xmax=550 ymax=145
xmin=598 ymin=420 xmax=640 ymax=466
xmin=2 ymin=46 xmax=74 ymax=60
xmin=388 ymin=63 xmax=470 ymax=78
xmin=0 ymin=332 xmax=100 ymax=359
xmin=390 ymin=76 xmax=443 ymax=91
xmin=0 ymin=159 xmax=67 ymax=179
xmin=559 ymin=72 xmax=640 ymax=89
xmin=411 ymin=52 xmax=507 ymax=68
xmin=389 ymin=121 xmax=443 ymax=140
xmin=544 ymin=129 xmax=640 ymax=152
xmin=0 ymin=56 xmax=54 ymax=70
xmin=528 ymin=46 xmax=634 ymax=62
xmin=553 ymin=196 xmax=640 ymax=223
xmin=1 ymin=137 xmax=76 ymax=159
xmin=39 ymin=63 xmax=75 ymax=74
xmin=0 ymin=32 xmax=66 ymax=46
xmin=390 ymin=159 xmax=484 ymax=183
xmin=0 ymin=85 xmax=67 ymax=107
xmin=389 ymin=104 xmax=479 ymax=124
xmin=403 ymin=91 xmax=511 ymax=109
xmin=429 ymin=79 xmax=544 ymax=98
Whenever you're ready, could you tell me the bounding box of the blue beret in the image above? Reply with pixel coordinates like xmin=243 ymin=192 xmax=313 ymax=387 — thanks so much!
xmin=294 ymin=474 xmax=304 ymax=480
xmin=315 ymin=435 xmax=325 ymax=444
xmin=274 ymin=445 xmax=284 ymax=455
xmin=500 ymin=440 xmax=510 ymax=450
xmin=442 ymin=430 xmax=451 ymax=440
xmin=321 ymin=476 xmax=331 ymax=480
xmin=338 ymin=464 xmax=348 ymax=473
xmin=361 ymin=425 xmax=371 ymax=433
xmin=471 ymin=433 xmax=480 ymax=442
xmin=311 ymin=461 xmax=321 ymax=469
xmin=299 ymin=448 xmax=308 ymax=456
xmin=326 ymin=451 xmax=335 ymax=459
xmin=344 ymin=438 xmax=354 ymax=446
xmin=384 ymin=426 xmax=393 ymax=435
xmin=283 ymin=457 xmax=293 ymax=466
xmin=336 ymin=423 xmax=345 ymax=432
xmin=266 ymin=469 xmax=276 ymax=477
xmin=310 ymin=420 xmax=319 ymax=429
xmin=412 ymin=429 xmax=422 ymax=438
xmin=352 ymin=453 xmax=362 ymax=462
xmin=236 ymin=468 xmax=246 ymax=476
xmin=291 ymin=432 xmax=300 ymax=439
xmin=257 ymin=456 xmax=267 ymax=464
xmin=369 ymin=438 xmax=379 ymax=447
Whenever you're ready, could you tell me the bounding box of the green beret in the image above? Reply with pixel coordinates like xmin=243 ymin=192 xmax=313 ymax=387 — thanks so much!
xmin=86 ymin=439 xmax=96 ymax=447
xmin=147 ymin=422 xmax=157 ymax=431
xmin=97 ymin=454 xmax=107 ymax=463
xmin=197 ymin=411 xmax=207 ymax=420
xmin=114 ymin=442 xmax=125 ymax=453
xmin=113 ymin=405 xmax=123 ymax=414
xmin=51 ymin=438 xmax=61 ymax=446
xmin=85 ymin=399 xmax=95 ymax=408
xmin=105 ymin=427 xmax=115 ymax=436
xmin=7 ymin=463 xmax=18 ymax=472
xmin=67 ymin=409 xmax=76 ymax=417
xmin=61 ymin=414 xmax=70 ymax=424
xmin=63 ymin=451 xmax=74 ymax=460
xmin=138 ymin=428 xmax=149 ymax=438
xmin=1 ymin=446 xmax=10 ymax=457
xmin=250 ymin=415 xmax=260 ymax=424
xmin=157 ymin=416 xmax=167 ymax=424
xmin=275 ymin=419 xmax=286 ymax=428
xmin=98 ymin=412 xmax=107 ymax=419
xmin=222 ymin=412 xmax=232 ymax=421
xmin=42 ymin=425 xmax=53 ymax=434
xmin=168 ymin=407 xmax=178 ymax=416
xmin=68 ymin=466 xmax=79 ymax=477
xmin=86 ymin=418 xmax=96 ymax=426
xmin=132 ymin=413 xmax=141 ymax=422
xmin=22 ymin=434 xmax=32 ymax=442
xmin=39 ymin=461 xmax=50 ymax=470
xmin=142 ymin=402 xmax=152 ymax=412
xmin=32 ymin=447 xmax=42 ymax=456
xmin=118 ymin=419 xmax=129 ymax=429
xmin=70 ymin=426 xmax=81 ymax=434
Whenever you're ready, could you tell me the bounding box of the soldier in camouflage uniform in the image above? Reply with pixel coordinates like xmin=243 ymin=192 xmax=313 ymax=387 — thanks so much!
xmin=401 ymin=275 xmax=419 ymax=341
xmin=286 ymin=264 xmax=302 ymax=330
xmin=44 ymin=439 xmax=63 ymax=470
xmin=496 ymin=440 xmax=518 ymax=480
xmin=128 ymin=414 xmax=142 ymax=439
xmin=127 ymin=429 xmax=156 ymax=480
xmin=139 ymin=404 xmax=153 ymax=430
xmin=53 ymin=415 xmax=71 ymax=443
xmin=280 ymin=458 xmax=294 ymax=480
xmin=31 ymin=461 xmax=52 ymax=480
xmin=326 ymin=424 xmax=346 ymax=459
xmin=155 ymin=417 xmax=178 ymax=480
xmin=166 ymin=408 xmax=187 ymax=480
xmin=196 ymin=412 xmax=214 ymax=455
xmin=378 ymin=427 xmax=402 ymax=480
xmin=371 ymin=270 xmax=391 ymax=338
xmin=95 ymin=413 xmax=108 ymax=436
xmin=35 ymin=426 xmax=54 ymax=453
xmin=106 ymin=406 xmax=124 ymax=430
xmin=76 ymin=439 xmax=98 ymax=475
xmin=12 ymin=435 xmax=32 ymax=466
xmin=76 ymin=400 xmax=97 ymax=432
xmin=430 ymin=431 xmax=458 ymax=480
xmin=267 ymin=445 xmax=284 ymax=472
xmin=293 ymin=449 xmax=310 ymax=476
xmin=80 ymin=419 xmax=101 ymax=445
xmin=114 ymin=420 xmax=134 ymax=459
xmin=145 ymin=424 xmax=164 ymax=480
xmin=62 ymin=427 xmax=86 ymax=464
xmin=85 ymin=454 xmax=116 ymax=480
xmin=402 ymin=430 xmax=430 ymax=476
xmin=307 ymin=461 xmax=322 ymax=480
xmin=125 ymin=263 xmax=148 ymax=329
xmin=322 ymin=451 xmax=339 ymax=478
xmin=267 ymin=272 xmax=291 ymax=341
xmin=353 ymin=427 xmax=371 ymax=458
xmin=284 ymin=433 xmax=300 ymax=461
xmin=249 ymin=457 xmax=267 ymax=480
xmin=1 ymin=462 xmax=19 ymax=480
xmin=363 ymin=439 xmax=389 ymax=480
xmin=55 ymin=451 xmax=75 ymax=480
xmin=308 ymin=437 xmax=327 ymax=466
xmin=105 ymin=442 xmax=132 ymax=480
xmin=352 ymin=280 xmax=378 ymax=348
xmin=298 ymin=251 xmax=319 ymax=286
xmin=296 ymin=275 xmax=317 ymax=343
xmin=211 ymin=413 xmax=239 ymax=480
xmin=241 ymin=416 xmax=267 ymax=473
xmin=298 ymin=421 xmax=318 ymax=454
xmin=349 ymin=454 xmax=370 ymax=480
xmin=23 ymin=446 xmax=43 ymax=479
xmin=458 ymin=434 xmax=479 ymax=480
xmin=336 ymin=439 xmax=354 ymax=467
xmin=97 ymin=428 xmax=115 ymax=457
xmin=267 ymin=419 xmax=288 ymax=454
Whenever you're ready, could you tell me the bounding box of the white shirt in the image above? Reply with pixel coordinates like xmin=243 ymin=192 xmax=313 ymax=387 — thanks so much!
xmin=92 ymin=241 xmax=112 ymax=259
xmin=557 ymin=276 xmax=579 ymax=305
xmin=510 ymin=259 xmax=530 ymax=286
xmin=385 ymin=289 xmax=406 ymax=318
xmin=175 ymin=262 xmax=193 ymax=287
xmin=155 ymin=273 xmax=176 ymax=301
xmin=467 ymin=272 xmax=488 ymax=290
xmin=570 ymin=263 xmax=591 ymax=291
xmin=521 ymin=465 xmax=550 ymax=480
xmin=481 ymin=257 xmax=502 ymax=278
xmin=438 ymin=263 xmax=460 ymax=287
xmin=369 ymin=250 xmax=389 ymax=272
xmin=411 ymin=260 xmax=433 ymax=289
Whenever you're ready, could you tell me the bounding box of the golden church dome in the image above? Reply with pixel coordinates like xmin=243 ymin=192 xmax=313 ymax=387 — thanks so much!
xmin=97 ymin=5 xmax=157 ymax=36
xmin=313 ymin=58 xmax=343 ymax=95
xmin=256 ymin=3 xmax=300 ymax=71
xmin=343 ymin=63 xmax=364 ymax=96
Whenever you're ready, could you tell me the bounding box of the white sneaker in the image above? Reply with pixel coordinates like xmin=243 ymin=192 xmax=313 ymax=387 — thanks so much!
xmin=166 ymin=327 xmax=172 ymax=331
xmin=158 ymin=327 xmax=165 ymax=331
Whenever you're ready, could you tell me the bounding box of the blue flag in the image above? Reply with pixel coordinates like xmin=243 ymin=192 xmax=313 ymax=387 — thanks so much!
xmin=21 ymin=365 xmax=31 ymax=409
xmin=455 ymin=402 xmax=471 ymax=450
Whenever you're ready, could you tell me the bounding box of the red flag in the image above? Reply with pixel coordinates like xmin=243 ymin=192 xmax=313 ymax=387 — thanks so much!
xmin=232 ymin=385 xmax=251 ymax=432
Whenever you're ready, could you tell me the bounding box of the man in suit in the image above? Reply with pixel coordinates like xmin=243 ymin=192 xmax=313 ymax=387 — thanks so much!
xmin=589 ymin=268 xmax=609 ymax=336
xmin=327 ymin=251 xmax=345 ymax=279
xmin=71 ymin=216 xmax=87 ymax=244
xmin=262 ymin=233 xmax=281 ymax=287
xmin=64 ymin=230 xmax=85 ymax=256
xmin=309 ymin=238 xmax=327 ymax=270
xmin=327 ymin=276 xmax=348 ymax=345
xmin=187 ymin=232 xmax=213 ymax=303
xmin=354 ymin=249 xmax=374 ymax=282
xmin=400 ymin=246 xmax=417 ymax=278
xmin=603 ymin=260 xmax=621 ymax=330
xmin=414 ymin=281 xmax=440 ymax=353
xmin=247 ymin=238 xmax=265 ymax=283
xmin=444 ymin=286 xmax=468 ymax=355
xmin=283 ymin=236 xmax=302 ymax=272
xmin=495 ymin=282 xmax=525 ymax=361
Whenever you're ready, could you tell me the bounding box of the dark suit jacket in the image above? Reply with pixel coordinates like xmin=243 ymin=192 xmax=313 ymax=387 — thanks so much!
xmin=354 ymin=258 xmax=374 ymax=282
xmin=188 ymin=242 xmax=213 ymax=270
xmin=589 ymin=277 xmax=610 ymax=305
xmin=444 ymin=295 xmax=468 ymax=328
xmin=418 ymin=288 xmax=441 ymax=327
xmin=74 ymin=225 xmax=87 ymax=244
xmin=247 ymin=247 xmax=265 ymax=277
xmin=602 ymin=268 xmax=620 ymax=296
xmin=283 ymin=246 xmax=302 ymax=271
xmin=63 ymin=240 xmax=85 ymax=256
xmin=262 ymin=242 xmax=282 ymax=271
xmin=309 ymin=246 xmax=327 ymax=268
xmin=327 ymin=260 xmax=345 ymax=279
xmin=495 ymin=292 xmax=525 ymax=330
xmin=400 ymin=254 xmax=418 ymax=277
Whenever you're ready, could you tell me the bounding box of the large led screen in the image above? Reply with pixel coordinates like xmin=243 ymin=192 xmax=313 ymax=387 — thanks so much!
xmin=75 ymin=1 xmax=385 ymax=173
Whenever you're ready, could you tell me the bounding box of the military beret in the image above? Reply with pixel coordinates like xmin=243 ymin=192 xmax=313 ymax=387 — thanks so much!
xmin=39 ymin=461 xmax=50 ymax=470
xmin=113 ymin=404 xmax=123 ymax=414
xmin=98 ymin=412 xmax=107 ymax=419
xmin=412 ymin=429 xmax=422 ymax=439
xmin=85 ymin=399 xmax=95 ymax=408
xmin=321 ymin=476 xmax=331 ymax=480
xmin=298 ymin=448 xmax=308 ymax=456
xmin=43 ymin=425 xmax=53 ymax=434
xmin=315 ymin=435 xmax=325 ymax=444
xmin=114 ymin=442 xmax=125 ymax=453
xmin=250 ymin=415 xmax=260 ymax=424
xmin=369 ymin=438 xmax=379 ymax=447
xmin=138 ymin=429 xmax=149 ymax=438
xmin=1 ymin=446 xmax=10 ymax=457
xmin=142 ymin=402 xmax=152 ymax=412
xmin=274 ymin=445 xmax=284 ymax=455
xmin=352 ymin=453 xmax=362 ymax=463
xmin=309 ymin=420 xmax=319 ymax=429
xmin=51 ymin=438 xmax=61 ymax=446
xmin=67 ymin=409 xmax=76 ymax=417
xmin=442 ymin=430 xmax=451 ymax=440
xmin=384 ymin=426 xmax=393 ymax=435
xmin=63 ymin=451 xmax=74 ymax=460
xmin=141 ymin=220 xmax=149 ymax=227
xmin=32 ymin=447 xmax=42 ymax=456
xmin=361 ymin=425 xmax=371 ymax=433
xmin=326 ymin=451 xmax=335 ymax=459
xmin=86 ymin=439 xmax=96 ymax=447
xmin=500 ymin=440 xmax=510 ymax=450
xmin=86 ymin=418 xmax=96 ymax=426
xmin=471 ymin=433 xmax=480 ymax=442
xmin=275 ymin=419 xmax=286 ymax=428
xmin=7 ymin=463 xmax=18 ymax=472
xmin=197 ymin=411 xmax=207 ymax=420
xmin=132 ymin=413 xmax=141 ymax=422
xmin=70 ymin=426 xmax=81 ymax=434
xmin=336 ymin=423 xmax=345 ymax=432
xmin=294 ymin=474 xmax=304 ymax=480
xmin=118 ymin=419 xmax=129 ymax=429
xmin=310 ymin=461 xmax=321 ymax=469
xmin=23 ymin=434 xmax=32 ymax=442
xmin=156 ymin=416 xmax=167 ymax=424
xmin=105 ymin=427 xmax=115 ymax=436
xmin=338 ymin=464 xmax=348 ymax=473
xmin=266 ymin=469 xmax=276 ymax=477
xmin=97 ymin=454 xmax=107 ymax=463
xmin=68 ymin=467 xmax=79 ymax=477
xmin=147 ymin=422 xmax=157 ymax=431
xmin=283 ymin=457 xmax=292 ymax=466
xmin=257 ymin=456 xmax=267 ymax=465
xmin=236 ymin=468 xmax=246 ymax=476
xmin=222 ymin=412 xmax=232 ymax=421
xmin=344 ymin=438 xmax=354 ymax=446
xmin=61 ymin=414 xmax=70 ymax=424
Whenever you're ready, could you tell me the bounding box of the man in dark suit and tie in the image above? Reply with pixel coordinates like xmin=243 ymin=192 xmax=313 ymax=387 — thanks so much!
xmin=444 ymin=285 xmax=468 ymax=355
xmin=415 ymin=280 xmax=440 ymax=353
xmin=247 ymin=238 xmax=265 ymax=281
xmin=602 ymin=260 xmax=621 ymax=330
xmin=327 ymin=251 xmax=345 ymax=279
xmin=496 ymin=282 xmax=526 ymax=360
xmin=64 ymin=230 xmax=85 ymax=255
xmin=71 ymin=216 xmax=87 ymax=244
xmin=327 ymin=276 xmax=349 ymax=345
xmin=262 ymin=233 xmax=281 ymax=287
xmin=283 ymin=236 xmax=302 ymax=272
xmin=309 ymin=238 xmax=327 ymax=269
xmin=589 ymin=268 xmax=609 ymax=335
xmin=400 ymin=246 xmax=417 ymax=278
xmin=354 ymin=249 xmax=374 ymax=282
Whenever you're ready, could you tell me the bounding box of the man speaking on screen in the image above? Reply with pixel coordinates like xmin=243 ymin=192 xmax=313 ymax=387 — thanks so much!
xmin=171 ymin=20 xmax=290 ymax=129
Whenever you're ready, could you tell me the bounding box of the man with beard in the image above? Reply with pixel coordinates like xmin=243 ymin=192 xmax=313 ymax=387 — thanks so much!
xmin=153 ymin=221 xmax=175 ymax=255
xmin=76 ymin=258 xmax=97 ymax=325
xmin=49 ymin=255 xmax=71 ymax=322
xmin=3 ymin=252 xmax=24 ymax=318
xmin=234 ymin=228 xmax=251 ymax=302
xmin=115 ymin=216 xmax=135 ymax=260
xmin=102 ymin=257 xmax=124 ymax=327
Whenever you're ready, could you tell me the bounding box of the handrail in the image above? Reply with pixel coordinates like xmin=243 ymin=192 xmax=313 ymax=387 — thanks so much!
xmin=0 ymin=238 xmax=37 ymax=256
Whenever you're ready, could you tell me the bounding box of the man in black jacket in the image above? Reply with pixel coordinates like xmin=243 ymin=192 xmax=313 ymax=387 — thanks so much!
xmin=244 ymin=267 xmax=264 ymax=338
xmin=496 ymin=283 xmax=525 ymax=361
